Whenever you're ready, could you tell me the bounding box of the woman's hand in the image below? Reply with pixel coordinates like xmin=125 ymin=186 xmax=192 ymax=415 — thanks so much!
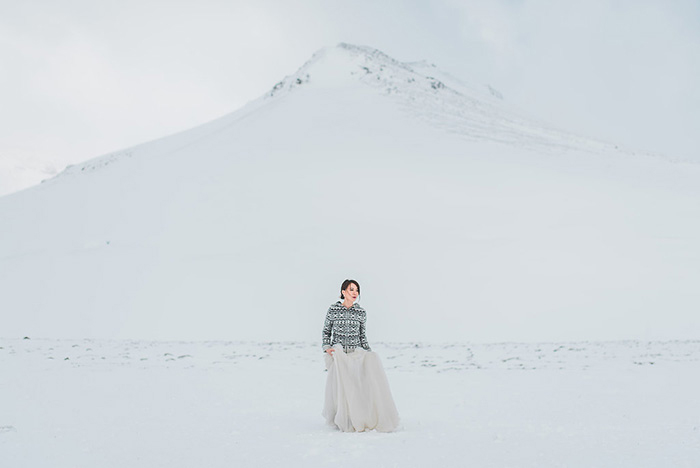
xmin=325 ymin=348 xmax=335 ymax=355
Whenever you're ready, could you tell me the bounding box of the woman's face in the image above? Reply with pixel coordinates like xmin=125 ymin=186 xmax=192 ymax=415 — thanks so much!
xmin=343 ymin=283 xmax=359 ymax=302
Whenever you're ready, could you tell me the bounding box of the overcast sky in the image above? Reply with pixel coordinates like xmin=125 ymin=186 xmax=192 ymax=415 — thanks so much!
xmin=1 ymin=0 xmax=698 ymax=192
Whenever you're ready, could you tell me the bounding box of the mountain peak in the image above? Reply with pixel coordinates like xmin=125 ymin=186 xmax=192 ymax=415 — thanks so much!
xmin=265 ymin=42 xmax=505 ymax=118
xmin=266 ymin=42 xmax=415 ymax=97
xmin=263 ymin=42 xmax=624 ymax=155
xmin=267 ymin=42 xmax=470 ymax=96
xmin=265 ymin=41 xmax=512 ymax=110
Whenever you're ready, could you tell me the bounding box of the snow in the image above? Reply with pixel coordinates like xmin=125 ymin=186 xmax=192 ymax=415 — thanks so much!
xmin=1 ymin=337 xmax=698 ymax=467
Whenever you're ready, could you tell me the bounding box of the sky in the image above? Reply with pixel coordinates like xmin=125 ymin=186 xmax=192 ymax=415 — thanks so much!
xmin=1 ymin=0 xmax=699 ymax=195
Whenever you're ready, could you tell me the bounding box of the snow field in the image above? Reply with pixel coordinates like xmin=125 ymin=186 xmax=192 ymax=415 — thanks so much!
xmin=1 ymin=338 xmax=698 ymax=467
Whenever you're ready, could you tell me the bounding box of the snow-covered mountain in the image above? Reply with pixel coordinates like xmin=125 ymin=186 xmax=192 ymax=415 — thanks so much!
xmin=1 ymin=42 xmax=698 ymax=343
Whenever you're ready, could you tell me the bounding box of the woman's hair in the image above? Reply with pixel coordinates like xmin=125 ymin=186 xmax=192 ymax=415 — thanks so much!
xmin=339 ymin=279 xmax=361 ymax=300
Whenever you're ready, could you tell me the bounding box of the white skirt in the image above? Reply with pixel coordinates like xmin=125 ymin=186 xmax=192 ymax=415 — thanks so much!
xmin=322 ymin=343 xmax=400 ymax=432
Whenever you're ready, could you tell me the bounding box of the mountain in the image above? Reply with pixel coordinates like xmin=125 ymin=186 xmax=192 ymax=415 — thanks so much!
xmin=1 ymin=42 xmax=698 ymax=343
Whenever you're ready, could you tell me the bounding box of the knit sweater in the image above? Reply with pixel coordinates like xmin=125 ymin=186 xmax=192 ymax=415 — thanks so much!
xmin=322 ymin=301 xmax=372 ymax=353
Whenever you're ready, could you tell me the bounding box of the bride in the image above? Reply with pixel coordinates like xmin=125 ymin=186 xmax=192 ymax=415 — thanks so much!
xmin=321 ymin=279 xmax=400 ymax=432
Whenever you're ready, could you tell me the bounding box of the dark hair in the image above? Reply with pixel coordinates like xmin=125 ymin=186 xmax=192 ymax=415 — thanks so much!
xmin=340 ymin=279 xmax=361 ymax=300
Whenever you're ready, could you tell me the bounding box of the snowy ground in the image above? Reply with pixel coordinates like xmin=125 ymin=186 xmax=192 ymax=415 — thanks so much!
xmin=2 ymin=338 xmax=698 ymax=467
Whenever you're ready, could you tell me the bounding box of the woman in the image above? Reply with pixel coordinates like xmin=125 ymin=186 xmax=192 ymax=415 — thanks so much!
xmin=321 ymin=279 xmax=400 ymax=432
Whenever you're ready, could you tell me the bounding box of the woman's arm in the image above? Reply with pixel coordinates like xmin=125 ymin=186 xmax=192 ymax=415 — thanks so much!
xmin=359 ymin=312 xmax=371 ymax=352
xmin=322 ymin=307 xmax=333 ymax=352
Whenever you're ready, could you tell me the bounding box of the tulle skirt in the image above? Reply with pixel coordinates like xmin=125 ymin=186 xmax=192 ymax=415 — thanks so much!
xmin=322 ymin=343 xmax=400 ymax=432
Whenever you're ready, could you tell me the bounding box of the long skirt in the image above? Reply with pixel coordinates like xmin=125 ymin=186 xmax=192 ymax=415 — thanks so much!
xmin=322 ymin=343 xmax=400 ymax=432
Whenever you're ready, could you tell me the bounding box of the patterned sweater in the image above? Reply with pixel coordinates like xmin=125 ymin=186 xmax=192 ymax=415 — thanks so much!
xmin=322 ymin=301 xmax=371 ymax=353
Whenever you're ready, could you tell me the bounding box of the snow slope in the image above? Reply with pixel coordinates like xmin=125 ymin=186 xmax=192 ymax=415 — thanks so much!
xmin=1 ymin=43 xmax=699 ymax=343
